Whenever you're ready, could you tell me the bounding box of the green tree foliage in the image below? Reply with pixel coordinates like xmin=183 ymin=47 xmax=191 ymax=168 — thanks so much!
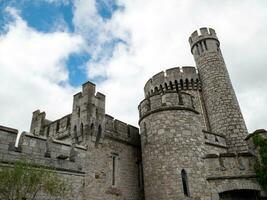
xmin=253 ymin=133 xmax=267 ymax=191
xmin=0 ymin=161 xmax=67 ymax=200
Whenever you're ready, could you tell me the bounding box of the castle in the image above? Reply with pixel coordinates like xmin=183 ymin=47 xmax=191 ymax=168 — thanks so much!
xmin=0 ymin=27 xmax=266 ymax=200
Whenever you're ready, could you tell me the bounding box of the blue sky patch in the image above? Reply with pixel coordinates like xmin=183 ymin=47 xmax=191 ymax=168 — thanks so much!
xmin=0 ymin=0 xmax=123 ymax=87
xmin=96 ymin=0 xmax=123 ymax=20
xmin=0 ymin=0 xmax=74 ymax=33
xmin=66 ymin=52 xmax=90 ymax=87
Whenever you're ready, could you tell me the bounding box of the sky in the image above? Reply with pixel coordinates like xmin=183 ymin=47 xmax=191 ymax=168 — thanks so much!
xmin=0 ymin=0 xmax=266 ymax=133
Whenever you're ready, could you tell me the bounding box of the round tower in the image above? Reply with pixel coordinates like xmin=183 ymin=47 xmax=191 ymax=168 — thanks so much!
xmin=189 ymin=27 xmax=248 ymax=152
xmin=138 ymin=67 xmax=209 ymax=200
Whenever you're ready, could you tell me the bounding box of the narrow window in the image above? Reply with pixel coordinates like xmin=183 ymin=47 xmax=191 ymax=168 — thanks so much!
xmin=160 ymin=84 xmax=164 ymax=93
xmin=67 ymin=116 xmax=70 ymax=127
xmin=174 ymin=80 xmax=179 ymax=92
xmin=196 ymin=44 xmax=200 ymax=55
xmin=95 ymin=125 xmax=102 ymax=147
xmin=90 ymin=123 xmax=94 ymax=136
xmin=200 ymin=41 xmax=204 ymax=52
xmin=180 ymin=79 xmax=184 ymax=90
xmin=169 ymin=81 xmax=173 ymax=90
xmin=185 ymin=79 xmax=189 ymax=90
xmin=216 ymin=43 xmax=220 ymax=52
xmin=80 ymin=123 xmax=84 ymax=141
xmin=74 ymin=125 xmax=78 ymax=143
xmin=181 ymin=169 xmax=190 ymax=197
xmin=112 ymin=154 xmax=118 ymax=186
xmin=164 ymin=83 xmax=168 ymax=91
xmin=203 ymin=40 xmax=208 ymax=50
xmin=77 ymin=106 xmax=80 ymax=117
xmin=56 ymin=121 xmax=60 ymax=132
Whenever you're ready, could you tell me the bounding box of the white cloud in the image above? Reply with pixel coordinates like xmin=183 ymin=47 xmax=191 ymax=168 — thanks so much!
xmin=72 ymin=0 xmax=267 ymax=132
xmin=0 ymin=7 xmax=84 ymax=131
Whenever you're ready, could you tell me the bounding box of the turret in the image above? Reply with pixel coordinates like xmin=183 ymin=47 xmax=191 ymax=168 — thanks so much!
xmin=189 ymin=27 xmax=248 ymax=152
xmin=138 ymin=67 xmax=209 ymax=200
xmin=71 ymin=81 xmax=105 ymax=146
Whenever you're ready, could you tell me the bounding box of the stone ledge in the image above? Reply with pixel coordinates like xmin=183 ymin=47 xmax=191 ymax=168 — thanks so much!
xmin=0 ymin=125 xmax=18 ymax=134
xmin=139 ymin=106 xmax=199 ymax=124
xmin=0 ymin=159 xmax=85 ymax=175
xmin=207 ymin=174 xmax=256 ymax=180
xmin=205 ymin=141 xmax=228 ymax=149
xmin=202 ymin=130 xmax=226 ymax=138
xmin=104 ymin=134 xmax=140 ymax=147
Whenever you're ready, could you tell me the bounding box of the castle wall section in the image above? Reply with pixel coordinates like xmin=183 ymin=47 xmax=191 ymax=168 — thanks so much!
xmin=0 ymin=125 xmax=86 ymax=200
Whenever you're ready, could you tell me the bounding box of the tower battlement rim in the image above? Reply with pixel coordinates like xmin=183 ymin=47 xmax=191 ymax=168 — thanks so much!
xmin=189 ymin=27 xmax=219 ymax=53
xmin=144 ymin=66 xmax=200 ymax=96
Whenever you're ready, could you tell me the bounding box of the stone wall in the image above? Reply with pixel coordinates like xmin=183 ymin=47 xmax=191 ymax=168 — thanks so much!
xmin=0 ymin=120 xmax=143 ymax=200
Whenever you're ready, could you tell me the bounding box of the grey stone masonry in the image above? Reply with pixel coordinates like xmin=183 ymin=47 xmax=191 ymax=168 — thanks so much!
xmin=189 ymin=27 xmax=248 ymax=152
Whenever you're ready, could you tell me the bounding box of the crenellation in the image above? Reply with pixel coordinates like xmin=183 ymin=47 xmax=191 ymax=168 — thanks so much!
xmin=144 ymin=66 xmax=201 ymax=97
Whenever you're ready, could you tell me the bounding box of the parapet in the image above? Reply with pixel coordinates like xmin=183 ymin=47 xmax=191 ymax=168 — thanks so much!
xmin=104 ymin=114 xmax=140 ymax=146
xmin=144 ymin=66 xmax=200 ymax=97
xmin=0 ymin=125 xmax=86 ymax=173
xmin=204 ymin=152 xmax=256 ymax=180
xmin=189 ymin=27 xmax=220 ymax=55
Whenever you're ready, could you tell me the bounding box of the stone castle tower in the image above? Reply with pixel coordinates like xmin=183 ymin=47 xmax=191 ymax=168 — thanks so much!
xmin=189 ymin=28 xmax=248 ymax=152
xmin=138 ymin=27 xmax=265 ymax=200
xmin=0 ymin=27 xmax=266 ymax=200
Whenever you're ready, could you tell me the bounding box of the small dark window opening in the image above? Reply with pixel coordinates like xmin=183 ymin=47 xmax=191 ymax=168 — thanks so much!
xmin=164 ymin=83 xmax=168 ymax=91
xmin=95 ymin=125 xmax=102 ymax=147
xmin=74 ymin=125 xmax=78 ymax=143
xmin=160 ymin=84 xmax=164 ymax=93
xmin=112 ymin=154 xmax=118 ymax=186
xmin=180 ymin=79 xmax=184 ymax=90
xmin=199 ymin=42 xmax=204 ymax=52
xmin=90 ymin=123 xmax=94 ymax=136
xmin=56 ymin=121 xmax=60 ymax=132
xmin=203 ymin=40 xmax=208 ymax=50
xmin=174 ymin=80 xmax=179 ymax=92
xmin=196 ymin=44 xmax=200 ymax=55
xmin=46 ymin=126 xmax=50 ymax=137
xmin=80 ymin=123 xmax=84 ymax=141
xmin=191 ymin=79 xmax=194 ymax=90
xmin=181 ymin=169 xmax=190 ymax=197
xmin=185 ymin=79 xmax=189 ymax=90
xmin=169 ymin=81 xmax=173 ymax=90
xmin=67 ymin=116 xmax=70 ymax=127
xmin=77 ymin=106 xmax=80 ymax=117
xmin=216 ymin=43 xmax=220 ymax=52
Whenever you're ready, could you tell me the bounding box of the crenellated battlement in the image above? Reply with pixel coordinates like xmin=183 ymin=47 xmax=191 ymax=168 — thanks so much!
xmin=105 ymin=115 xmax=140 ymax=146
xmin=138 ymin=90 xmax=198 ymax=124
xmin=189 ymin=27 xmax=218 ymax=47
xmin=0 ymin=125 xmax=86 ymax=173
xmin=144 ymin=66 xmax=201 ymax=97
xmin=204 ymin=152 xmax=256 ymax=180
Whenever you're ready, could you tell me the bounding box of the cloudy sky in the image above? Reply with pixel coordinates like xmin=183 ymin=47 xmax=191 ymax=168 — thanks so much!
xmin=0 ymin=0 xmax=266 ymax=133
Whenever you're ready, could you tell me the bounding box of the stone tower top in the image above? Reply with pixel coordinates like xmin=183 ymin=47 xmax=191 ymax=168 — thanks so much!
xmin=144 ymin=66 xmax=200 ymax=97
xmin=189 ymin=27 xmax=220 ymax=55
